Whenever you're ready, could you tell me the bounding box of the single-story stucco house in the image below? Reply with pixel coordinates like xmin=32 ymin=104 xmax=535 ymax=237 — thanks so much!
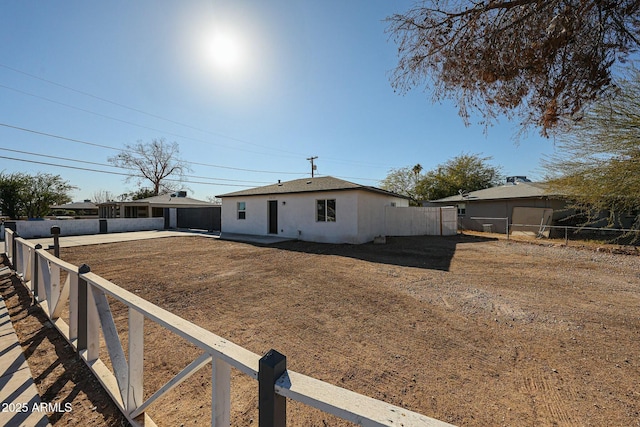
xmin=217 ymin=176 xmax=410 ymax=244
xmin=99 ymin=192 xmax=221 ymax=231
xmin=427 ymin=178 xmax=568 ymax=234
xmin=51 ymin=200 xmax=99 ymax=217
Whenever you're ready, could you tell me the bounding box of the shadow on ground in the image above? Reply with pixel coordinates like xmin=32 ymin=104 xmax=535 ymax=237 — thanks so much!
xmin=269 ymin=233 xmax=498 ymax=272
xmin=0 ymin=256 xmax=129 ymax=426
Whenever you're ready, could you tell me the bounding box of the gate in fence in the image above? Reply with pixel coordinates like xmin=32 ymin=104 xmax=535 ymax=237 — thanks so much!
xmin=176 ymin=206 xmax=221 ymax=232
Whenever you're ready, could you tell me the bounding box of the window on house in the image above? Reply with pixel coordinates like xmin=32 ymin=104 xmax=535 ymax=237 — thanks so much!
xmin=237 ymin=202 xmax=246 ymax=220
xmin=316 ymin=199 xmax=336 ymax=222
xmin=457 ymin=203 xmax=466 ymax=216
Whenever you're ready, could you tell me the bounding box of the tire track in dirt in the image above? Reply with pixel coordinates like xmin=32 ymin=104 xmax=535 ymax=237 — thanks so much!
xmin=521 ymin=375 xmax=577 ymax=426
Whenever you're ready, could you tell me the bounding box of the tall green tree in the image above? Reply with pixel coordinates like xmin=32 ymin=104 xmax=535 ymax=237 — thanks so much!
xmin=0 ymin=172 xmax=74 ymax=219
xmin=24 ymin=174 xmax=75 ymax=218
xmin=386 ymin=1 xmax=640 ymax=136
xmin=380 ymin=164 xmax=425 ymax=205
xmin=417 ymin=154 xmax=503 ymax=201
xmin=0 ymin=172 xmax=30 ymax=219
xmin=544 ymin=69 xmax=640 ymax=229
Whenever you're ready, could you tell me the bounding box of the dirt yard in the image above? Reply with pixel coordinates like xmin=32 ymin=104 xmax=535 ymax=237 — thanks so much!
xmin=10 ymin=234 xmax=640 ymax=426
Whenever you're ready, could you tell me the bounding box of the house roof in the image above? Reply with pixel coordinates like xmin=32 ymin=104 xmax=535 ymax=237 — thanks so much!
xmin=431 ymin=182 xmax=560 ymax=203
xmin=99 ymin=194 xmax=214 ymax=208
xmin=51 ymin=201 xmax=98 ymax=210
xmin=217 ymin=176 xmax=409 ymax=199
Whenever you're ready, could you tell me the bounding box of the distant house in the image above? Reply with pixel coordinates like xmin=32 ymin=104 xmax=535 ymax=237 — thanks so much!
xmin=217 ymin=176 xmax=410 ymax=244
xmin=99 ymin=191 xmax=220 ymax=231
xmin=427 ymin=178 xmax=568 ymax=234
xmin=51 ymin=200 xmax=99 ymax=217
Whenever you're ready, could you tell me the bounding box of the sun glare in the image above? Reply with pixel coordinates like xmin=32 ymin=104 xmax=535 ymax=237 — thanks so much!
xmin=207 ymin=31 xmax=243 ymax=70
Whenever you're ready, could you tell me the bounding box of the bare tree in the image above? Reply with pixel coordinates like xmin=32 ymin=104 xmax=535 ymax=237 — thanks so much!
xmin=108 ymin=138 xmax=191 ymax=195
xmin=386 ymin=1 xmax=640 ymax=136
xmin=92 ymin=189 xmax=116 ymax=203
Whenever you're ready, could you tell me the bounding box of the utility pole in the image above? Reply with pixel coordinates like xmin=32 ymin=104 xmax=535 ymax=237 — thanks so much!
xmin=306 ymin=156 xmax=318 ymax=177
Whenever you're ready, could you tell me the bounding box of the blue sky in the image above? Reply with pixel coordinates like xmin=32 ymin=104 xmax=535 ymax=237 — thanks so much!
xmin=0 ymin=0 xmax=555 ymax=202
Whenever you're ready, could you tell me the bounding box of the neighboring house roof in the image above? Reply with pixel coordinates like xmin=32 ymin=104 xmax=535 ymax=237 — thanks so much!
xmin=217 ymin=176 xmax=409 ymax=199
xmin=51 ymin=201 xmax=98 ymax=210
xmin=431 ymin=182 xmax=561 ymax=203
xmin=99 ymin=194 xmax=214 ymax=208
xmin=135 ymin=194 xmax=213 ymax=207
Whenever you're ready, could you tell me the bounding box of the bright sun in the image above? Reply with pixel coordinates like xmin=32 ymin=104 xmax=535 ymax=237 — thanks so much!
xmin=207 ymin=32 xmax=243 ymax=70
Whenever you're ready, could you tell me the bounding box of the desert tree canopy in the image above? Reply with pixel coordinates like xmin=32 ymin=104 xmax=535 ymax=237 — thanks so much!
xmin=417 ymin=153 xmax=503 ymax=200
xmin=0 ymin=172 xmax=74 ymax=219
xmin=380 ymin=154 xmax=502 ymax=202
xmin=386 ymin=0 xmax=640 ymax=136
xmin=544 ymin=68 xmax=640 ymax=229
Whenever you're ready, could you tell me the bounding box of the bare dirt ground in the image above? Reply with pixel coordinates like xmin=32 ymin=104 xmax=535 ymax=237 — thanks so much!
xmin=6 ymin=233 xmax=640 ymax=426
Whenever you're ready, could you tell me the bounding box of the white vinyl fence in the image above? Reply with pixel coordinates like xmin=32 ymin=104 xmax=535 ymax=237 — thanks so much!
xmin=3 ymin=228 xmax=454 ymax=427
xmin=385 ymin=206 xmax=457 ymax=237
xmin=4 ymin=218 xmax=165 ymax=239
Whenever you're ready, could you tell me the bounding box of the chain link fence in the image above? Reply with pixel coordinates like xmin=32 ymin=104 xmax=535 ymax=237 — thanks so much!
xmin=464 ymin=217 xmax=640 ymax=246
xmin=511 ymin=224 xmax=640 ymax=246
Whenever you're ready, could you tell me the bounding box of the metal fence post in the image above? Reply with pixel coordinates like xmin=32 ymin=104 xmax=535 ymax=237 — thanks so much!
xmin=51 ymin=226 xmax=61 ymax=258
xmin=259 ymin=349 xmax=287 ymax=427
xmin=77 ymin=264 xmax=91 ymax=354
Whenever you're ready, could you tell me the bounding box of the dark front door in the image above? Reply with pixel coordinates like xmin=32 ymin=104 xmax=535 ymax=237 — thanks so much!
xmin=268 ymin=200 xmax=278 ymax=234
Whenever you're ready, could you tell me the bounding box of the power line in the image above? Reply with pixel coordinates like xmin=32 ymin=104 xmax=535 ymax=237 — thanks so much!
xmin=0 ymin=122 xmax=118 ymax=151
xmin=1 ymin=123 xmax=388 ymax=185
xmin=0 ymin=147 xmax=274 ymax=184
xmin=0 ymin=155 xmax=253 ymax=187
xmin=0 ymin=63 xmax=394 ymax=169
xmin=0 ymin=66 xmax=305 ymax=157
xmin=0 ymin=122 xmax=307 ymax=175
xmin=0 ymin=83 xmax=284 ymax=157
xmin=1 ymin=147 xmax=121 ymax=169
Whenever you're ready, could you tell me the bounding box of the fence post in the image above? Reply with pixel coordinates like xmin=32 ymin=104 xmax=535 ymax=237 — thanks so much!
xmin=259 ymin=349 xmax=287 ymax=427
xmin=212 ymin=357 xmax=231 ymax=426
xmin=77 ymin=264 xmax=91 ymax=355
xmin=127 ymin=308 xmax=144 ymax=413
xmin=32 ymin=244 xmax=42 ymax=299
xmin=51 ymin=226 xmax=61 ymax=258
xmin=11 ymin=231 xmax=19 ymax=272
